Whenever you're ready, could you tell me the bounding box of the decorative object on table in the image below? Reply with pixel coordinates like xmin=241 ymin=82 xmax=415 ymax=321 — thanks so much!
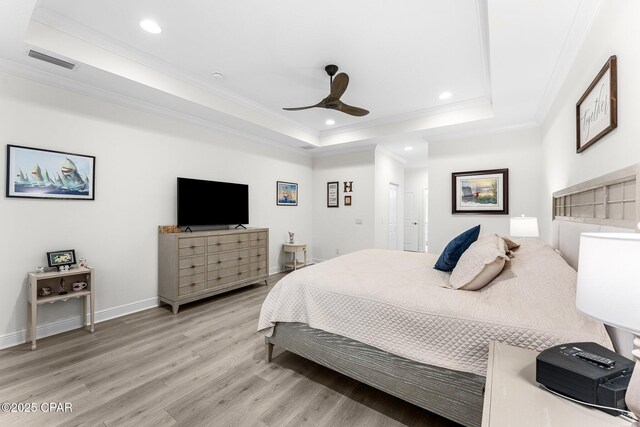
xmin=288 ymin=231 xmax=295 ymax=244
xmin=36 ymin=266 xmax=44 ymax=273
xmin=47 ymin=249 xmax=76 ymax=269
xmin=78 ymin=258 xmax=87 ymax=268
xmin=276 ymin=181 xmax=298 ymax=206
xmin=576 ymin=55 xmax=617 ymax=154
xmin=510 ymin=215 xmax=539 ymax=238
xmin=343 ymin=181 xmax=353 ymax=192
xmin=327 ymin=181 xmax=339 ymax=208
xmin=72 ymin=281 xmax=88 ymax=292
xmin=576 ymin=232 xmax=640 ymax=419
xmin=158 ymin=225 xmax=181 ymax=234
xmin=38 ymin=287 xmax=51 ymax=297
xmin=58 ymin=278 xmax=67 ymax=295
xmin=451 ymin=169 xmax=509 ymax=214
xmin=6 ymin=145 xmax=95 ymax=200
xmin=344 ymin=195 xmax=352 ymax=206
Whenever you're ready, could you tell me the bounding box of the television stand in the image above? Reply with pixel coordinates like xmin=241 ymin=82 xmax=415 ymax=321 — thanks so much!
xmin=234 ymin=224 xmax=247 ymax=229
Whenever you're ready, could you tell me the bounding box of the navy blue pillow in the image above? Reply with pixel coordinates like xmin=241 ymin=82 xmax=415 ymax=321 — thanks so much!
xmin=434 ymin=225 xmax=481 ymax=272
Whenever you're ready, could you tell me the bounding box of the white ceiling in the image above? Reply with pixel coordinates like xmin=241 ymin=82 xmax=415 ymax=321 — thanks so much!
xmin=0 ymin=0 xmax=604 ymax=167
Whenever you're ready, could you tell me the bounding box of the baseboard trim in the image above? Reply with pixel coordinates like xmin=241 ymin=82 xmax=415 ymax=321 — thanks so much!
xmin=0 ymin=297 xmax=159 ymax=350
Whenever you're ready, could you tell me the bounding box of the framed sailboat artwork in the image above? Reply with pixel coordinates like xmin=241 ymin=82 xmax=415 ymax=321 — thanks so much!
xmin=6 ymin=145 xmax=95 ymax=200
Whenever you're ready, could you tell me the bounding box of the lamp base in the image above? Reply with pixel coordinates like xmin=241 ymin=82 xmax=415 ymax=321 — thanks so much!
xmin=627 ymin=336 xmax=640 ymax=419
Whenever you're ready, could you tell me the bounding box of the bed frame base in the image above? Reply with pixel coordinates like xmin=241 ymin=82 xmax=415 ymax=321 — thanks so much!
xmin=266 ymin=322 xmax=484 ymax=427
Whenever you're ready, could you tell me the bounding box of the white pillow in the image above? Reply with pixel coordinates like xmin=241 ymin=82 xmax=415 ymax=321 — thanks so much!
xmin=449 ymin=234 xmax=508 ymax=291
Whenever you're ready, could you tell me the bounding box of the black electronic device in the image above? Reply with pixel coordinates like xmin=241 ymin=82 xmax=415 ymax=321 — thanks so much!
xmin=177 ymin=178 xmax=249 ymax=227
xmin=536 ymin=342 xmax=634 ymax=415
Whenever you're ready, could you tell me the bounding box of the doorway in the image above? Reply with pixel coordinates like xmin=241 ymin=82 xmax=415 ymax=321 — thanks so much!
xmin=388 ymin=183 xmax=399 ymax=250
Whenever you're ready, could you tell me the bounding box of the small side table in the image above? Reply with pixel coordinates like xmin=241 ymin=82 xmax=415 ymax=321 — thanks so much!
xmin=27 ymin=267 xmax=95 ymax=350
xmin=283 ymin=243 xmax=307 ymax=272
xmin=482 ymin=341 xmax=630 ymax=426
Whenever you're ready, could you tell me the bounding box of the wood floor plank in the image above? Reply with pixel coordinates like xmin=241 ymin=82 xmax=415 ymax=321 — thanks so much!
xmin=0 ymin=273 xmax=460 ymax=427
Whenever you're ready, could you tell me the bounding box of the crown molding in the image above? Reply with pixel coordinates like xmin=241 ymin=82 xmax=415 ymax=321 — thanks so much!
xmin=0 ymin=58 xmax=313 ymax=158
xmin=426 ymin=120 xmax=540 ymax=143
xmin=375 ymin=145 xmax=408 ymax=165
xmin=534 ymin=0 xmax=605 ymax=124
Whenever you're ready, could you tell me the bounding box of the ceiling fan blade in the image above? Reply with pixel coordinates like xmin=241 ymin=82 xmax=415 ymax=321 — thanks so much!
xmin=335 ymin=100 xmax=369 ymax=116
xmin=283 ymin=101 xmax=324 ymax=111
xmin=328 ymin=73 xmax=349 ymax=101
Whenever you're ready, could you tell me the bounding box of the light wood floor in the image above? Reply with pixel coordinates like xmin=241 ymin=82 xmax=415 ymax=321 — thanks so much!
xmin=0 ymin=273 xmax=460 ymax=427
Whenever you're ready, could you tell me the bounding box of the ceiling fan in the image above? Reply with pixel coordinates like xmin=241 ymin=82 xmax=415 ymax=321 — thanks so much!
xmin=283 ymin=64 xmax=369 ymax=117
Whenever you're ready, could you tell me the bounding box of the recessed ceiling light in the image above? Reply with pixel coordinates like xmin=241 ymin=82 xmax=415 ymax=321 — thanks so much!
xmin=325 ymin=119 xmax=335 ymax=125
xmin=405 ymin=146 xmax=413 ymax=151
xmin=211 ymin=72 xmax=224 ymax=79
xmin=439 ymin=91 xmax=452 ymax=100
xmin=140 ymin=19 xmax=162 ymax=34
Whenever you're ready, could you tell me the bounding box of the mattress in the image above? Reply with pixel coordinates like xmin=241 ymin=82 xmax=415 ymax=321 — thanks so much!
xmin=257 ymin=240 xmax=613 ymax=376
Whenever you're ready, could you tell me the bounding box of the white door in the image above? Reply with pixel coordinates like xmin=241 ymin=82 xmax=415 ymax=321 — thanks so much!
xmin=404 ymin=191 xmax=419 ymax=251
xmin=388 ymin=184 xmax=399 ymax=250
xmin=424 ymin=188 xmax=429 ymax=252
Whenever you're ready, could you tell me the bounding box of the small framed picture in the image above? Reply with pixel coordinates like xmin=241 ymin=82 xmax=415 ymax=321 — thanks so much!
xmin=452 ymin=169 xmax=509 ymax=214
xmin=327 ymin=181 xmax=339 ymax=208
xmin=47 ymin=249 xmax=76 ymax=268
xmin=344 ymin=195 xmax=352 ymax=206
xmin=276 ymin=181 xmax=298 ymax=206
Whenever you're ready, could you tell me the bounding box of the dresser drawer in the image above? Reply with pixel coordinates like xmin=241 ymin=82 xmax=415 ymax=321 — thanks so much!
xmin=178 ymin=273 xmax=205 ymax=287
xmin=207 ymin=249 xmax=249 ymax=265
xmin=179 ymin=245 xmax=205 ymax=257
xmin=208 ymin=258 xmax=249 ymax=272
xmin=250 ymin=232 xmax=268 ymax=247
xmin=253 ymin=266 xmax=268 ymax=277
xmin=207 ymin=238 xmax=250 ymax=252
xmin=207 ymin=272 xmax=249 ymax=289
xmin=178 ymin=256 xmax=205 ymax=269
xmin=251 ymin=258 xmax=267 ymax=269
xmin=250 ymin=247 xmax=267 ymax=257
xmin=179 ymin=264 xmax=206 ymax=277
xmin=178 ymin=282 xmax=205 ymax=296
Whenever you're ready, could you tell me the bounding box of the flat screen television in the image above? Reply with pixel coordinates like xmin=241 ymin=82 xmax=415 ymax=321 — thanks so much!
xmin=177 ymin=177 xmax=249 ymax=226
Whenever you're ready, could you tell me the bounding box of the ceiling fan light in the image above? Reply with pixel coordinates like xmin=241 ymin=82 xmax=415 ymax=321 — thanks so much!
xmin=405 ymin=146 xmax=413 ymax=151
xmin=325 ymin=119 xmax=335 ymax=125
xmin=439 ymin=91 xmax=452 ymax=100
xmin=140 ymin=19 xmax=162 ymax=34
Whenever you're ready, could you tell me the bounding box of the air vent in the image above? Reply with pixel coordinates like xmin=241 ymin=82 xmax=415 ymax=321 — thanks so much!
xmin=28 ymin=50 xmax=76 ymax=70
xmin=300 ymin=146 xmax=315 ymax=150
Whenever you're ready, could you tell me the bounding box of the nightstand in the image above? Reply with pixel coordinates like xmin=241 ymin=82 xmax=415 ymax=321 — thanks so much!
xmin=482 ymin=341 xmax=631 ymax=426
xmin=283 ymin=243 xmax=307 ymax=271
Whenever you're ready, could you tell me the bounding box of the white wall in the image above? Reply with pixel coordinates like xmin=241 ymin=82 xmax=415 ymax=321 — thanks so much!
xmin=428 ymin=127 xmax=542 ymax=253
xmin=541 ymin=0 xmax=640 ymax=242
xmin=404 ymin=168 xmax=429 ymax=252
xmin=374 ymin=147 xmax=405 ymax=249
xmin=0 ymin=72 xmax=313 ymax=346
xmin=312 ymin=149 xmax=375 ymax=261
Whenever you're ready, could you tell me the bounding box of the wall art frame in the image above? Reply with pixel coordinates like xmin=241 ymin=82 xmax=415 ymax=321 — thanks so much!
xmin=452 ymin=169 xmax=509 ymax=215
xmin=276 ymin=181 xmax=298 ymax=206
xmin=6 ymin=144 xmax=95 ymax=200
xmin=576 ymin=55 xmax=617 ymax=153
xmin=327 ymin=181 xmax=339 ymax=208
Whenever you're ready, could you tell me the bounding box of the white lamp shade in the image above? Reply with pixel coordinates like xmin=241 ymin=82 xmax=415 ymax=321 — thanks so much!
xmin=576 ymin=233 xmax=640 ymax=334
xmin=510 ymin=216 xmax=539 ymax=237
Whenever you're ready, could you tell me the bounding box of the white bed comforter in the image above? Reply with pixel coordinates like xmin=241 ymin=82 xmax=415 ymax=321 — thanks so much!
xmin=257 ymin=240 xmax=613 ymax=375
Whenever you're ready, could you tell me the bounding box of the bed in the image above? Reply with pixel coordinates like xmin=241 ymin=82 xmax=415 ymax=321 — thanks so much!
xmin=257 ymin=164 xmax=639 ymax=427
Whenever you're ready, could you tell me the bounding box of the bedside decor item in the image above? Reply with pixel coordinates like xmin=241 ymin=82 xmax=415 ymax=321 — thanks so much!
xmin=510 ymin=215 xmax=539 ymax=238
xmin=576 ymin=232 xmax=640 ymax=418
xmin=288 ymin=231 xmax=295 ymax=244
xmin=276 ymin=181 xmax=298 ymax=206
xmin=78 ymin=258 xmax=87 ymax=268
xmin=6 ymin=145 xmax=95 ymax=200
xmin=72 ymin=282 xmax=88 ymax=292
xmin=39 ymin=287 xmax=51 ymax=297
xmin=452 ymin=169 xmax=509 ymax=214
xmin=344 ymin=195 xmax=352 ymax=206
xmin=47 ymin=249 xmax=76 ymax=268
xmin=327 ymin=181 xmax=339 ymax=208
xmin=58 ymin=278 xmax=67 ymax=295
xmin=36 ymin=266 xmax=44 ymax=273
xmin=576 ymin=55 xmax=617 ymax=154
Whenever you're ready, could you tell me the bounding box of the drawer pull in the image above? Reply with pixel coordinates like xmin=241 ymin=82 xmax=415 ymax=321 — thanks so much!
xmin=191 ymin=265 xmax=196 ymax=269
xmin=238 ymin=257 xmax=242 ymax=260
xmin=238 ymin=240 xmax=242 ymax=243
xmin=257 ymin=254 xmax=261 ymax=257
xmin=191 ymin=245 xmax=195 ymax=249
xmin=217 ymin=260 xmax=222 ymax=264
xmin=217 ymin=242 xmax=221 ymax=246
xmin=217 ymin=277 xmax=221 ymax=280
xmin=238 ymin=272 xmax=242 ymax=275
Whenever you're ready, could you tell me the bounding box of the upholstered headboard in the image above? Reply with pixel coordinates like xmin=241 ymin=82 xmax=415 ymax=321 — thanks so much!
xmin=551 ymin=164 xmax=640 ymax=358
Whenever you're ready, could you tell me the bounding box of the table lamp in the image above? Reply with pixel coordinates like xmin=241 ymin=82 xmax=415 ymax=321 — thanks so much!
xmin=576 ymin=232 xmax=640 ymax=418
xmin=510 ymin=215 xmax=539 ymax=238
